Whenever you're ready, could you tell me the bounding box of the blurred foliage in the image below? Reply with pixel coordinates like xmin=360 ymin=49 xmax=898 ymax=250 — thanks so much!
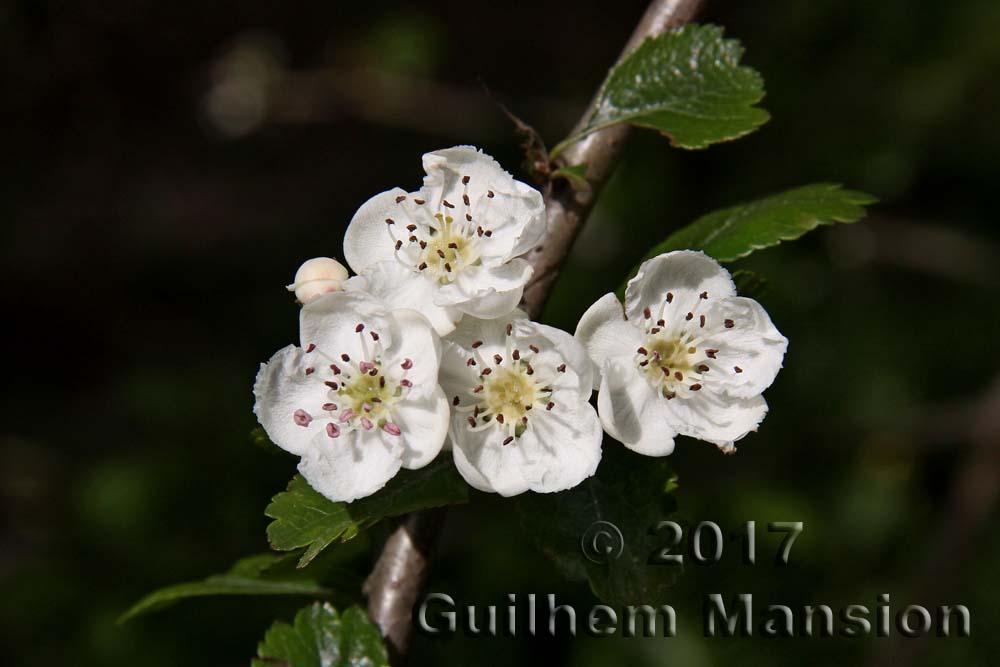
xmin=2 ymin=0 xmax=999 ymax=666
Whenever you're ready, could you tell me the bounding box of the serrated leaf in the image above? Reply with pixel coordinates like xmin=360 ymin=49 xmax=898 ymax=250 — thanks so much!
xmin=118 ymin=553 xmax=330 ymax=623
xmin=616 ymin=183 xmax=876 ymax=298
xmin=648 ymin=183 xmax=876 ymax=262
xmin=517 ymin=444 xmax=679 ymax=607
xmin=267 ymin=457 xmax=468 ymax=567
xmin=253 ymin=603 xmax=389 ymax=667
xmin=553 ymin=25 xmax=768 ymax=155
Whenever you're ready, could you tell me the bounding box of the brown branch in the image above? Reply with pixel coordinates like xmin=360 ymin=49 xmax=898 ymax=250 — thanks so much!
xmin=363 ymin=0 xmax=704 ymax=662
xmin=362 ymin=509 xmax=446 ymax=664
xmin=521 ymin=0 xmax=705 ymax=318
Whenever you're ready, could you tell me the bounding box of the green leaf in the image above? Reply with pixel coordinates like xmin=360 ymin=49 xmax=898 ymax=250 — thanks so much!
xmin=253 ymin=603 xmax=389 ymax=667
xmin=118 ymin=553 xmax=330 ymax=623
xmin=619 ymin=184 xmax=875 ymax=296
xmin=650 ymin=183 xmax=876 ymax=262
xmin=552 ymin=25 xmax=768 ymax=155
xmin=517 ymin=444 xmax=679 ymax=607
xmin=267 ymin=456 xmax=468 ymax=567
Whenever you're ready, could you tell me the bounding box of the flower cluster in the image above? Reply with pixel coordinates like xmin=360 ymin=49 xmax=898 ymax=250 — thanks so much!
xmin=254 ymin=147 xmax=787 ymax=503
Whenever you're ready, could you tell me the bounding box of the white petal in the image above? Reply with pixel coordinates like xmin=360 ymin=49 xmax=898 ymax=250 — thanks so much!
xmin=253 ymin=345 xmax=330 ymax=456
xmin=381 ymin=308 xmax=442 ymax=400
xmin=299 ymin=291 xmax=394 ymax=358
xmin=698 ymin=297 xmax=788 ymax=398
xmin=518 ymin=403 xmax=603 ymax=493
xmin=345 ymin=261 xmax=461 ymax=336
xmin=596 ymin=359 xmax=677 ymax=456
xmin=450 ymin=425 xmax=531 ymax=496
xmin=392 ymin=386 xmax=450 ymax=470
xmin=297 ymin=430 xmax=403 ymax=503
xmin=449 ymin=403 xmax=602 ymax=496
xmin=513 ymin=319 xmax=594 ymax=401
xmin=443 ymin=309 xmax=519 ymax=351
xmin=435 ymin=260 xmax=532 ymax=319
xmin=624 ymin=251 xmax=736 ymax=322
xmin=663 ymin=391 xmax=768 ymax=446
xmin=421 ymin=146 xmax=545 ymax=260
xmin=575 ymin=292 xmax=643 ymax=389
xmin=344 ymin=187 xmax=408 ymax=274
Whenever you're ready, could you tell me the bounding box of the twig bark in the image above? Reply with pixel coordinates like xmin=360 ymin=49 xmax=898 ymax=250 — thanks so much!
xmin=363 ymin=0 xmax=704 ymax=661
xmin=521 ymin=0 xmax=704 ymax=318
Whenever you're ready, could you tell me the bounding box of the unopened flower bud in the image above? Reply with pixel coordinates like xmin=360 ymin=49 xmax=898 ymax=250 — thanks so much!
xmin=287 ymin=257 xmax=349 ymax=303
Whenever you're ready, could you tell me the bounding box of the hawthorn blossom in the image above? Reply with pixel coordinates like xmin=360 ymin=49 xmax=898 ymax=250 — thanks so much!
xmin=439 ymin=311 xmax=602 ymax=496
xmin=253 ymin=291 xmax=449 ymax=502
xmin=575 ymin=251 xmax=788 ymax=455
xmin=343 ymin=146 xmax=546 ymax=334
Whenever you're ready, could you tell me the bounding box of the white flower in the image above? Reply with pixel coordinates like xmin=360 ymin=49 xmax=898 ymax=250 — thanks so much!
xmin=575 ymin=251 xmax=788 ymax=456
xmin=439 ymin=311 xmax=602 ymax=496
xmin=343 ymin=146 xmax=546 ymax=334
xmin=286 ymin=257 xmax=349 ymax=304
xmin=253 ymin=291 xmax=449 ymax=502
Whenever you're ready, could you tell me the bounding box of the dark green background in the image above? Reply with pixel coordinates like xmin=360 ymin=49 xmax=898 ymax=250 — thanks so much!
xmin=3 ymin=0 xmax=999 ymax=664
